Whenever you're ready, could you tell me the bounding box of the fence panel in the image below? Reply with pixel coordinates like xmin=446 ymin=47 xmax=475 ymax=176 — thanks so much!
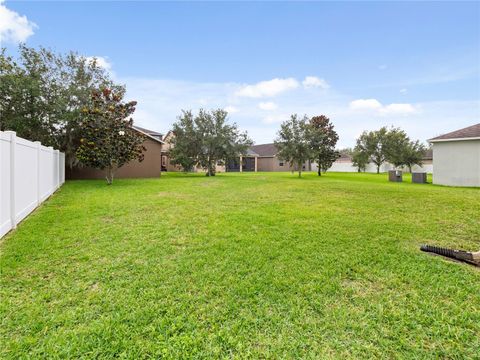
xmin=0 ymin=131 xmax=65 ymax=238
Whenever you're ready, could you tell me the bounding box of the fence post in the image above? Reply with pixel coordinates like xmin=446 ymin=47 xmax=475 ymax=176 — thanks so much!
xmin=48 ymin=146 xmax=54 ymax=195
xmin=35 ymin=141 xmax=41 ymax=205
xmin=6 ymin=131 xmax=16 ymax=229
xmin=54 ymin=149 xmax=59 ymax=190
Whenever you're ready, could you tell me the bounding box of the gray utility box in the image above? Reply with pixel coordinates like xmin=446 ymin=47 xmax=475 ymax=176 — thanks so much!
xmin=412 ymin=172 xmax=427 ymax=184
xmin=388 ymin=170 xmax=403 ymax=182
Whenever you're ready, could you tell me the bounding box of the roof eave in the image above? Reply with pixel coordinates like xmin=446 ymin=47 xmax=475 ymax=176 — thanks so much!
xmin=133 ymin=127 xmax=165 ymax=144
xmin=429 ymin=136 xmax=480 ymax=143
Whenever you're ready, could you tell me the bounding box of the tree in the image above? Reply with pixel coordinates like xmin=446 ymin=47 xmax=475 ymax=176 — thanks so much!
xmin=352 ymin=147 xmax=370 ymax=172
xmin=403 ymin=140 xmax=427 ymax=173
xmin=76 ymin=88 xmax=145 ymax=185
xmin=168 ymin=111 xmax=199 ymax=172
xmin=169 ymin=109 xmax=252 ymax=176
xmin=274 ymin=114 xmax=312 ymax=178
xmin=0 ymin=46 xmax=58 ymax=145
xmin=382 ymin=127 xmax=410 ymax=168
xmin=355 ymin=127 xmax=390 ymax=174
xmin=57 ymin=53 xmax=123 ymax=168
xmin=308 ymin=115 xmax=340 ymax=176
xmin=0 ymin=45 xmax=121 ymax=168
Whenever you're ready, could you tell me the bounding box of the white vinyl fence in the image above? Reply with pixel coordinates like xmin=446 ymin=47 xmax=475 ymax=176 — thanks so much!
xmin=1 ymin=131 xmax=65 ymax=238
xmin=311 ymin=161 xmax=433 ymax=174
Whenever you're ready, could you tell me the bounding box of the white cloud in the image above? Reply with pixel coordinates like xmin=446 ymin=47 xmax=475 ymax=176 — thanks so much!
xmin=235 ymin=77 xmax=299 ymax=98
xmin=380 ymin=103 xmax=417 ymax=115
xmin=86 ymin=56 xmax=112 ymax=72
xmin=0 ymin=0 xmax=36 ymax=43
xmin=400 ymin=88 xmax=408 ymax=94
xmin=350 ymin=98 xmax=417 ymax=116
xmin=349 ymin=98 xmax=382 ymax=110
xmin=258 ymin=102 xmax=278 ymax=111
xmin=224 ymin=105 xmax=239 ymax=113
xmin=262 ymin=114 xmax=289 ymax=124
xmin=302 ymin=76 xmax=330 ymax=89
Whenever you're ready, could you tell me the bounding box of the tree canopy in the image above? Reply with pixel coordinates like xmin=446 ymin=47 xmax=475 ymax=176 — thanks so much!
xmin=0 ymin=45 xmax=121 ymax=168
xmin=274 ymin=114 xmax=312 ymax=178
xmin=354 ymin=126 xmax=427 ymax=172
xmin=403 ymin=140 xmax=427 ymax=172
xmin=308 ymin=115 xmax=340 ymax=176
xmin=355 ymin=127 xmax=391 ymax=174
xmin=169 ymin=109 xmax=252 ymax=176
xmin=76 ymin=89 xmax=145 ymax=184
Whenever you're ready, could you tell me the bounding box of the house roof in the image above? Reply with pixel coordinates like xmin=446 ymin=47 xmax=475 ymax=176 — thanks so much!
xmin=244 ymin=148 xmax=259 ymax=157
xmin=133 ymin=125 xmax=163 ymax=137
xmin=338 ymin=151 xmax=352 ymax=161
xmin=163 ymin=130 xmax=174 ymax=141
xmin=429 ymin=123 xmax=480 ymax=142
xmin=132 ymin=125 xmax=164 ymax=144
xmin=249 ymin=143 xmax=278 ymax=157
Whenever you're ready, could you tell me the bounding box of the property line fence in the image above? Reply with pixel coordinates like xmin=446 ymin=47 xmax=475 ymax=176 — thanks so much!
xmin=311 ymin=162 xmax=433 ymax=174
xmin=1 ymin=131 xmax=65 ymax=238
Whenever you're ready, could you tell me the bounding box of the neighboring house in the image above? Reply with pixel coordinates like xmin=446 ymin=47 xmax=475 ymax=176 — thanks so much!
xmin=66 ymin=125 xmax=164 ymax=179
xmin=429 ymin=123 xmax=480 ymax=187
xmin=249 ymin=143 xmax=310 ymax=172
xmin=161 ymin=131 xmax=183 ymax=172
xmin=226 ymin=148 xmax=259 ymax=172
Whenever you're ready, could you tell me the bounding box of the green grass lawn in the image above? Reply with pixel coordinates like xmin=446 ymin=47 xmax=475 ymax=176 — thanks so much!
xmin=1 ymin=172 xmax=479 ymax=359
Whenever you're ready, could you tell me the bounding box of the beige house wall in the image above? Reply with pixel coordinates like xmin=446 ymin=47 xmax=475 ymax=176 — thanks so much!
xmin=67 ymin=138 xmax=162 ymax=179
xmin=257 ymin=156 xmax=307 ymax=172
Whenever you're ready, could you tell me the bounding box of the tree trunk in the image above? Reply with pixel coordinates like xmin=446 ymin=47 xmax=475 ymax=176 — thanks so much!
xmin=318 ymin=167 xmax=322 ymax=176
xmin=408 ymin=165 xmax=412 ymax=173
xmin=105 ymin=166 xmax=114 ymax=185
xmin=376 ymin=164 xmax=380 ymax=174
xmin=206 ymin=161 xmax=215 ymax=176
xmin=298 ymin=162 xmax=302 ymax=178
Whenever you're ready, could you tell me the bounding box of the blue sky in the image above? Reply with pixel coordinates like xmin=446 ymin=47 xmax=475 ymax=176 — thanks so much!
xmin=1 ymin=1 xmax=479 ymax=147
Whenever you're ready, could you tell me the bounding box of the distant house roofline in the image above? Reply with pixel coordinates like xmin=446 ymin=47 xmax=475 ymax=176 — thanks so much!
xmin=132 ymin=125 xmax=164 ymax=144
xmin=249 ymin=143 xmax=278 ymax=157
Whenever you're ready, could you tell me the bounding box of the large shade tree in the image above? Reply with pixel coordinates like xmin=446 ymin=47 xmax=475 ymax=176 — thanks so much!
xmin=169 ymin=109 xmax=252 ymax=176
xmin=403 ymin=140 xmax=427 ymax=173
xmin=274 ymin=114 xmax=312 ymax=178
xmin=355 ymin=127 xmax=390 ymax=174
xmin=383 ymin=127 xmax=410 ymax=168
xmin=0 ymin=45 xmax=121 ymax=168
xmin=354 ymin=126 xmax=427 ymax=173
xmin=168 ymin=111 xmax=199 ymax=172
xmin=308 ymin=115 xmax=340 ymax=176
xmin=76 ymin=89 xmax=145 ymax=185
xmin=352 ymin=147 xmax=370 ymax=172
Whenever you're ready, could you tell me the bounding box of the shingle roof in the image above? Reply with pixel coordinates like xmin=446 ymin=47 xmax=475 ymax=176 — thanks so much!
xmin=338 ymin=151 xmax=352 ymax=161
xmin=249 ymin=143 xmax=278 ymax=157
xmin=245 ymin=148 xmax=259 ymax=156
xmin=132 ymin=125 xmax=164 ymax=144
xmin=429 ymin=123 xmax=480 ymax=142
xmin=133 ymin=125 xmax=163 ymax=137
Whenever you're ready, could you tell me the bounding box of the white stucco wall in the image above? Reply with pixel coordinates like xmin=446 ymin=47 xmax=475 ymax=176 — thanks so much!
xmin=432 ymin=139 xmax=480 ymax=187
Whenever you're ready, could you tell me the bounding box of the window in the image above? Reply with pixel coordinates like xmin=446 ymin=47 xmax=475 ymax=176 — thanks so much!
xmin=279 ymin=161 xmax=284 ymax=166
